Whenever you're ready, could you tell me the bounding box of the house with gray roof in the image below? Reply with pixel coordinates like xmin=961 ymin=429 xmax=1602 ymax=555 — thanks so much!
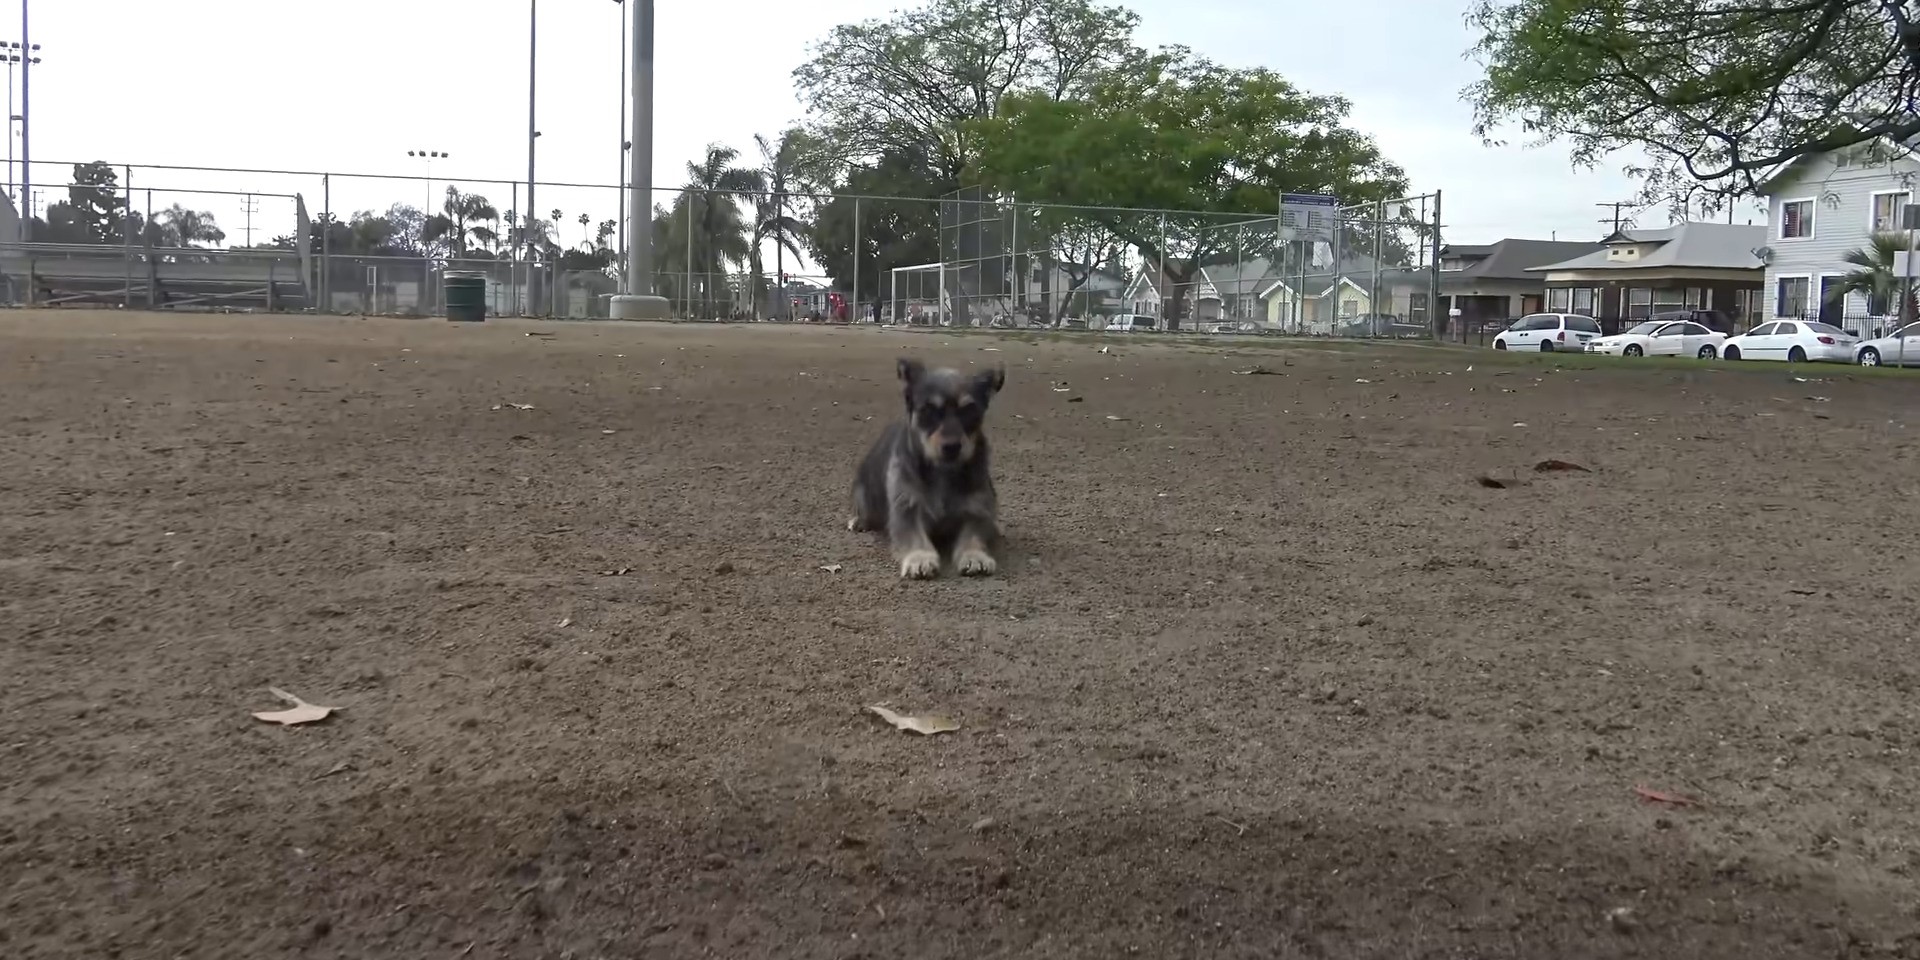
xmin=1527 ymin=222 xmax=1767 ymax=333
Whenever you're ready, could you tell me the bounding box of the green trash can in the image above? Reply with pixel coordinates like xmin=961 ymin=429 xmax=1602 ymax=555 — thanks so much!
xmin=444 ymin=272 xmax=487 ymax=322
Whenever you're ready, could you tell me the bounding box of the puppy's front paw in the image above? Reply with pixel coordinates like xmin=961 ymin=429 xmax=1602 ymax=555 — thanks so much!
xmin=847 ymin=516 xmax=864 ymax=532
xmin=898 ymin=550 xmax=941 ymax=580
xmin=955 ymin=549 xmax=997 ymax=577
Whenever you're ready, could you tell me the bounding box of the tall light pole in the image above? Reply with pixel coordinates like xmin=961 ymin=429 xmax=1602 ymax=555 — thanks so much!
xmin=609 ymin=0 xmax=668 ymax=319
xmin=3 ymin=41 xmax=40 ymax=207
xmin=525 ymin=0 xmax=538 ymax=262
xmin=407 ymin=150 xmax=447 ymax=215
xmin=614 ymin=0 xmax=627 ymax=286
xmin=18 ymin=0 xmax=30 ymax=240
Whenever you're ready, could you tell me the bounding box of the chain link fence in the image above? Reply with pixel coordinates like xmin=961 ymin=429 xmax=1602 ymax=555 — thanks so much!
xmin=0 ymin=158 xmax=1441 ymax=332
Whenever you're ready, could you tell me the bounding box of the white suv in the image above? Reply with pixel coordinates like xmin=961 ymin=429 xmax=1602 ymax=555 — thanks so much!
xmin=1493 ymin=313 xmax=1603 ymax=352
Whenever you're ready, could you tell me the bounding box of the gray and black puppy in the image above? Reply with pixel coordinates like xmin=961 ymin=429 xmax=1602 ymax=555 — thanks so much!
xmin=849 ymin=358 xmax=1006 ymax=579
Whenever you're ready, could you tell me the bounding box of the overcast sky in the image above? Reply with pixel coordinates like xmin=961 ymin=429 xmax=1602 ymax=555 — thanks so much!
xmin=17 ymin=0 xmax=1763 ymax=257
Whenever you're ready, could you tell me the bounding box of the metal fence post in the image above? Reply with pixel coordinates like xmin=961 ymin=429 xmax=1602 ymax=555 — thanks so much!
xmin=122 ymin=164 xmax=133 ymax=308
xmin=852 ymin=196 xmax=861 ymax=323
xmin=321 ymin=173 xmax=331 ymax=312
xmin=1430 ymin=189 xmax=1444 ymax=341
xmin=683 ymin=191 xmax=693 ymax=319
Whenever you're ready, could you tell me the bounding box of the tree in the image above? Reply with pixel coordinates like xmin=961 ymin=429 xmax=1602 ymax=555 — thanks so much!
xmin=1827 ymin=232 xmax=1918 ymax=324
xmin=1465 ymin=0 xmax=1920 ymax=208
xmin=46 ymin=162 xmax=130 ymax=244
xmin=683 ymin=143 xmax=760 ymax=316
xmin=153 ymin=204 xmax=227 ymax=249
xmin=1025 ymin=208 xmax=1127 ymax=324
xmin=970 ymin=50 xmax=1407 ymax=326
xmin=793 ymin=0 xmax=1139 ymax=180
xmin=421 ymin=187 xmax=499 ymax=261
xmin=805 ymin=147 xmax=951 ymax=305
xmin=751 ymin=131 xmax=814 ymax=319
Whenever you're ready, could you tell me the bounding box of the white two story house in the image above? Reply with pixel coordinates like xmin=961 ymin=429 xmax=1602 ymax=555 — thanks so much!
xmin=1758 ymin=140 xmax=1920 ymax=334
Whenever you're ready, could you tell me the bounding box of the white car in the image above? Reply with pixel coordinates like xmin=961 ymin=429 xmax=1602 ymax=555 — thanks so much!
xmin=1854 ymin=321 xmax=1920 ymax=366
xmin=1104 ymin=314 xmax=1157 ymax=332
xmin=1493 ymin=313 xmax=1603 ymax=352
xmin=1585 ymin=319 xmax=1728 ymax=359
xmin=1721 ymin=320 xmax=1859 ymax=363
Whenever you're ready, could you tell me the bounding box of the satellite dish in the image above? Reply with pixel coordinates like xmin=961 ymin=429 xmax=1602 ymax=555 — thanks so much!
xmin=1752 ymin=246 xmax=1775 ymax=265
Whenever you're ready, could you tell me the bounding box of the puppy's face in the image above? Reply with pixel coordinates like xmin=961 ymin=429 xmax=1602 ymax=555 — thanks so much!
xmin=898 ymin=358 xmax=1004 ymax=466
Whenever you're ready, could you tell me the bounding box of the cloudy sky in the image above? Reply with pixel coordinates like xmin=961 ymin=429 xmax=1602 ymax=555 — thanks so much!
xmin=17 ymin=0 xmax=1760 ymax=256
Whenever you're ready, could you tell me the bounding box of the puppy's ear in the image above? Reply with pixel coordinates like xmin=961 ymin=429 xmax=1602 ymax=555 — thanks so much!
xmin=897 ymin=358 xmax=925 ymax=384
xmin=970 ymin=365 xmax=1005 ymax=397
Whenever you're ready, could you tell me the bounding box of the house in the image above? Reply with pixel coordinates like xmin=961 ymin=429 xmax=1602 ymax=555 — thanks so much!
xmin=1194 ymin=257 xmax=1277 ymax=324
xmin=1526 ymin=222 xmax=1767 ymax=333
xmin=1422 ymin=239 xmax=1604 ymax=330
xmin=1756 ymin=140 xmax=1920 ymax=334
xmin=1253 ymin=252 xmax=1395 ymax=332
xmin=1121 ymin=258 xmax=1197 ymax=326
xmin=1017 ymin=261 xmax=1126 ymax=322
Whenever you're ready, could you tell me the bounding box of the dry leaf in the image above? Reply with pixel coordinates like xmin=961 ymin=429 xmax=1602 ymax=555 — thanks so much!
xmin=1476 ymin=476 xmax=1509 ymax=489
xmin=867 ymin=704 xmax=960 ymax=735
xmin=1105 ymin=414 xmax=1129 ymax=421
xmin=1633 ymin=785 xmax=1702 ymax=807
xmin=820 ymin=563 xmax=843 ymax=573
xmin=557 ymin=617 xmax=573 ymax=628
xmin=253 ymin=687 xmax=337 ymax=726
xmin=1355 ymin=378 xmax=1372 ymax=383
xmin=1533 ymin=459 xmax=1591 ymax=473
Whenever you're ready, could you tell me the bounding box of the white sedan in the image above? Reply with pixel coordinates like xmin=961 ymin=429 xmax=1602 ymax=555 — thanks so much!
xmin=1854 ymin=321 xmax=1920 ymax=366
xmin=1721 ymin=320 xmax=1860 ymax=363
xmin=1585 ymin=319 xmax=1727 ymax=359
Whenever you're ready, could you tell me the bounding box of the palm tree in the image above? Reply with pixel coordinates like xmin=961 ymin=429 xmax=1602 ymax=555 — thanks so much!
xmin=752 ymin=132 xmax=810 ymax=320
xmin=1827 ymin=231 xmax=1918 ymax=326
xmin=154 ymin=204 xmax=226 ymax=248
xmin=421 ymin=187 xmax=499 ymax=261
xmin=684 ymin=143 xmax=761 ymax=317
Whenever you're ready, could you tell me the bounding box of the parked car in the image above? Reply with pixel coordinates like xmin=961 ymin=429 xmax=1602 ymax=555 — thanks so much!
xmin=1492 ymin=313 xmax=1603 ymax=352
xmin=1646 ymin=308 xmax=1736 ymax=334
xmin=1720 ymin=320 xmax=1859 ymax=363
xmin=1854 ymin=321 xmax=1920 ymax=366
xmin=1585 ymin=319 xmax=1727 ymax=359
xmin=1104 ymin=314 xmax=1157 ymax=332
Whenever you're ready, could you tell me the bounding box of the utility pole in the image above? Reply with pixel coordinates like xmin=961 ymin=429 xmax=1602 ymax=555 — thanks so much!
xmin=240 ymin=194 xmax=259 ymax=247
xmin=18 ymin=1 xmax=29 ymax=240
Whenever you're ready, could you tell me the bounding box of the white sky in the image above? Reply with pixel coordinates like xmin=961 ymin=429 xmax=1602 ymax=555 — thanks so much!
xmin=18 ymin=0 xmax=1766 ymax=256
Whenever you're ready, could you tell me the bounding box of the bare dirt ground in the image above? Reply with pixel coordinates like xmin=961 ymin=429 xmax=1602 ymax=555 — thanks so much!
xmin=6 ymin=311 xmax=1920 ymax=959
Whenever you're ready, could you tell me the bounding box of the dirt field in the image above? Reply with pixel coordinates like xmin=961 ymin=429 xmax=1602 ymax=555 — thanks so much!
xmin=5 ymin=311 xmax=1920 ymax=958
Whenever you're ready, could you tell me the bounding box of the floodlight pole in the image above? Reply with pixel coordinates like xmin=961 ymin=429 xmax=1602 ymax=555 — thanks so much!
xmin=609 ymin=0 xmax=668 ymax=319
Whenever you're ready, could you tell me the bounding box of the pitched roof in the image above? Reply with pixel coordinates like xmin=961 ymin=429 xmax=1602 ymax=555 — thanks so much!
xmin=1445 ymin=239 xmax=1605 ymax=279
xmin=1529 ymin=222 xmax=1767 ymax=272
xmin=1197 ymin=257 xmax=1279 ymax=297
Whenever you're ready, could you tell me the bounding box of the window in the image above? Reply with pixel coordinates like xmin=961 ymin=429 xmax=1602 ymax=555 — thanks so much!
xmin=1683 ymin=323 xmax=1712 ymax=336
xmin=1780 ymin=199 xmax=1815 ymax=239
xmin=1545 ymin=287 xmax=1571 ymax=312
xmin=1566 ymin=316 xmax=1602 ymax=334
xmin=1652 ymin=288 xmax=1687 ymax=311
xmin=1872 ymin=191 xmax=1913 ymax=232
xmin=1571 ymin=287 xmax=1596 ymax=315
xmin=1627 ymin=287 xmax=1653 ymax=320
xmin=1514 ymin=315 xmax=1559 ymax=331
xmin=1807 ymin=321 xmax=1847 ymax=336
xmin=1653 ymin=323 xmax=1686 ymax=337
xmin=1685 ymin=288 xmax=1703 ymax=309
xmin=1747 ymin=322 xmax=1778 ymax=337
xmin=1624 ymin=321 xmax=1664 ymax=336
xmin=1776 ymin=276 xmax=1810 ymax=318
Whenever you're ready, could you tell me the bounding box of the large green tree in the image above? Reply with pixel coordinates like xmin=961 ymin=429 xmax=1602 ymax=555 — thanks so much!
xmin=421 ymin=187 xmax=500 ymax=261
xmin=805 ymin=148 xmax=952 ymax=306
xmin=750 ymin=131 xmax=814 ymax=319
xmin=681 ymin=144 xmax=759 ymax=316
xmin=793 ymin=0 xmax=1138 ymax=181
xmin=970 ymin=50 xmax=1407 ymax=326
xmin=1466 ymin=0 xmax=1920 ymax=207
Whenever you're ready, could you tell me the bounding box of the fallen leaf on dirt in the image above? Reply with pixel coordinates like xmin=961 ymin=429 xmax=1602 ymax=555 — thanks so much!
xmin=867 ymin=704 xmax=960 ymax=736
xmin=1067 ymin=396 xmax=1084 ymax=403
xmin=253 ymin=687 xmax=338 ymax=726
xmin=525 ymin=331 xmax=556 ymax=339
xmin=1806 ymin=396 xmax=1830 ymax=402
xmin=1533 ymin=459 xmax=1591 ymax=473
xmin=557 ymin=617 xmax=573 ymax=628
xmin=1105 ymin=414 xmax=1129 ymax=421
xmin=820 ymin=563 xmax=843 ymax=573
xmin=491 ymin=402 xmax=535 ymax=411
xmin=598 ymin=566 xmax=631 ymax=576
xmin=1466 ymin=365 xmax=1474 ymax=372
xmin=1230 ymin=366 xmax=1282 ymax=376
xmin=982 ymin=347 xmax=1000 ymax=352
xmin=1355 ymin=378 xmax=1372 ymax=383
xmin=1633 ymin=785 xmax=1702 ymax=807
xmin=1052 ymin=386 xmax=1071 ymax=392
xmin=1475 ymin=476 xmax=1511 ymax=489
xmin=1512 ymin=421 xmax=1528 ymax=427
xmin=601 ymin=429 xmax=616 ymax=435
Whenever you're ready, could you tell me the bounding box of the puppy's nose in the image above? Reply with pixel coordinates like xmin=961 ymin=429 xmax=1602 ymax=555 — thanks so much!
xmin=939 ymin=440 xmax=964 ymax=459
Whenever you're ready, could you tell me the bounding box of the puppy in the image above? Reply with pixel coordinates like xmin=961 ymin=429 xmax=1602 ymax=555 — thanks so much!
xmin=849 ymin=358 xmax=1006 ymax=579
